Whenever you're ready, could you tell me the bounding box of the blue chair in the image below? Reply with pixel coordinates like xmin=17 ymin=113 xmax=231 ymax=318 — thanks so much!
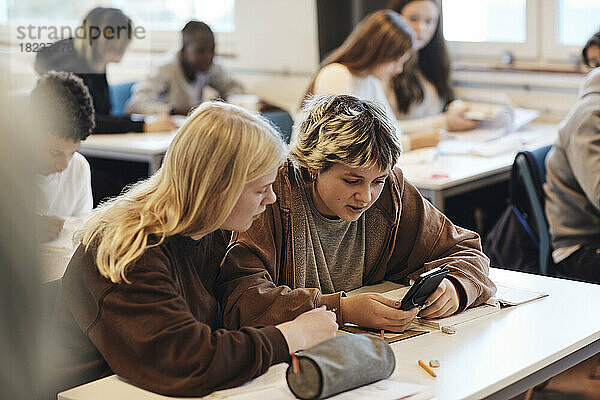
xmin=262 ymin=110 xmax=294 ymax=144
xmin=514 ymin=145 xmax=553 ymax=275
xmin=109 ymin=81 xmax=135 ymax=116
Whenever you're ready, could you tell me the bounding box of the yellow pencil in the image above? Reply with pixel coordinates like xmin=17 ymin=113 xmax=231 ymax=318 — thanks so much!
xmin=418 ymin=360 xmax=437 ymax=377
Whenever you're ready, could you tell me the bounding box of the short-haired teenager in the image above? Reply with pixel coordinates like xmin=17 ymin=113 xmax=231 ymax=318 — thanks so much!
xmin=31 ymin=71 xmax=95 ymax=241
xmin=127 ymin=20 xmax=243 ymax=116
xmin=218 ymin=94 xmax=495 ymax=333
xmin=47 ymin=102 xmax=337 ymax=398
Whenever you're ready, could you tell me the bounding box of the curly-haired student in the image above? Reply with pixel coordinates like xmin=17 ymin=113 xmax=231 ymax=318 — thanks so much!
xmin=31 ymin=71 xmax=95 ymax=241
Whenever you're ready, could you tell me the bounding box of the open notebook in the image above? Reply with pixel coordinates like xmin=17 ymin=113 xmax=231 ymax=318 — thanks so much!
xmin=348 ymin=280 xmax=548 ymax=330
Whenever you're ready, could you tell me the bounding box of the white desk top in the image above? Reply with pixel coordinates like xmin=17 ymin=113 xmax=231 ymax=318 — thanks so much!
xmin=58 ymin=268 xmax=600 ymax=400
xmin=80 ymin=131 xmax=176 ymax=155
xmin=79 ymin=123 xmax=558 ymax=194
xmin=397 ymin=123 xmax=558 ymax=191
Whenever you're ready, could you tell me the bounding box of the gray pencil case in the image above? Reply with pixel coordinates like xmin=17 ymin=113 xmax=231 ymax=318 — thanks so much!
xmin=285 ymin=334 xmax=395 ymax=399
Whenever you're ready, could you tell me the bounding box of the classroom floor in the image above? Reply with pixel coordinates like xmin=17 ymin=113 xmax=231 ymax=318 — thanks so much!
xmin=511 ymin=354 xmax=600 ymax=400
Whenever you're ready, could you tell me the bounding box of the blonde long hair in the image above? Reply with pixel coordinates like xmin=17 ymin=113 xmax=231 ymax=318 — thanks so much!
xmin=79 ymin=102 xmax=287 ymax=283
xmin=74 ymin=7 xmax=133 ymax=73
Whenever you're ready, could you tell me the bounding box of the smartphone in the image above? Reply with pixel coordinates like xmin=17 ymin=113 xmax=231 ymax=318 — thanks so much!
xmin=400 ymin=267 xmax=449 ymax=311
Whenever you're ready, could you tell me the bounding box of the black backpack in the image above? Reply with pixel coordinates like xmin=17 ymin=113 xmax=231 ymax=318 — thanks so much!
xmin=484 ymin=147 xmax=552 ymax=274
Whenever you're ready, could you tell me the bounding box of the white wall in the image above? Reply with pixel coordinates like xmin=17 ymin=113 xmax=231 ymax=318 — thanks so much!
xmin=221 ymin=0 xmax=320 ymax=112
xmin=452 ymin=69 xmax=585 ymax=123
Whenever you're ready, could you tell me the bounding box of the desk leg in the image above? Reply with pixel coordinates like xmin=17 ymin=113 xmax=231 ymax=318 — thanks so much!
xmin=431 ymin=191 xmax=445 ymax=212
xmin=149 ymin=155 xmax=163 ymax=175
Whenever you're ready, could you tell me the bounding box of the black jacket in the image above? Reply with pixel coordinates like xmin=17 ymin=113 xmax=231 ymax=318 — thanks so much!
xmin=35 ymin=38 xmax=144 ymax=134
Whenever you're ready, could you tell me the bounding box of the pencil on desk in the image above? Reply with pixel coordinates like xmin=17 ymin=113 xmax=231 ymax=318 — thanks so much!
xmin=418 ymin=360 xmax=437 ymax=377
xmin=291 ymin=353 xmax=300 ymax=374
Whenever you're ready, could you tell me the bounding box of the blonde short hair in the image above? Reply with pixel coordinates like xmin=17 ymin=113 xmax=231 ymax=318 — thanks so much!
xmin=79 ymin=102 xmax=287 ymax=283
xmin=291 ymin=94 xmax=402 ymax=178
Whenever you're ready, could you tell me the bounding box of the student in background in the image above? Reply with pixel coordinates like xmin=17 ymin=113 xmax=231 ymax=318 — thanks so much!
xmin=544 ymin=67 xmax=600 ymax=284
xmin=583 ymin=31 xmax=600 ymax=68
xmin=35 ymin=7 xmax=175 ymax=134
xmin=31 ymin=71 xmax=95 ymax=241
xmin=48 ymin=102 xmax=337 ymax=398
xmin=218 ymin=94 xmax=495 ymax=334
xmin=127 ymin=21 xmax=243 ymax=116
xmin=304 ymin=10 xmax=438 ymax=151
xmin=387 ymin=0 xmax=477 ymax=135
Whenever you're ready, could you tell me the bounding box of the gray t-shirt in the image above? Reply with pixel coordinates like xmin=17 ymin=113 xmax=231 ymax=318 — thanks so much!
xmin=300 ymin=182 xmax=366 ymax=293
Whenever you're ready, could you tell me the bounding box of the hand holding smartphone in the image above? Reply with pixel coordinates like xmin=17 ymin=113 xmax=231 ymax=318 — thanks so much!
xmin=400 ymin=267 xmax=449 ymax=311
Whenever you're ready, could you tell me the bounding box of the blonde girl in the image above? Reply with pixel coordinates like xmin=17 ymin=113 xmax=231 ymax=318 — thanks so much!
xmin=49 ymin=102 xmax=337 ymax=398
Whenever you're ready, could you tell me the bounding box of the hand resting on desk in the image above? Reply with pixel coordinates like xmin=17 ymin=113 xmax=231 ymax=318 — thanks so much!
xmin=276 ymin=306 xmax=338 ymax=353
xmin=143 ymin=114 xmax=178 ymax=132
xmin=341 ymin=293 xmax=420 ymax=332
xmin=445 ymin=100 xmax=479 ymax=131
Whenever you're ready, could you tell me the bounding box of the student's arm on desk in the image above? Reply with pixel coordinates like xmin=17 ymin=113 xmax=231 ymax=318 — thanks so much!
xmin=397 ymin=105 xmax=478 ymax=135
xmin=83 ymin=262 xmax=290 ymax=397
xmin=216 ymin=204 xmax=344 ymax=329
xmin=386 ymin=168 xmax=497 ymax=313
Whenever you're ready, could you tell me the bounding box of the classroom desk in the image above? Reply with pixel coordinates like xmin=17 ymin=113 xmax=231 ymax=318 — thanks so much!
xmin=80 ymin=124 xmax=557 ymax=212
xmin=58 ymin=268 xmax=600 ymax=400
xmin=397 ymin=123 xmax=558 ymax=211
xmin=79 ymin=132 xmax=175 ymax=175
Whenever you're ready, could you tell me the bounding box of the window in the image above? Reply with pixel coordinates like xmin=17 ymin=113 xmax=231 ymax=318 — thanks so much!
xmin=443 ymin=0 xmax=600 ymax=64
xmin=557 ymin=0 xmax=600 ymax=46
xmin=2 ymin=0 xmax=236 ymax=54
xmin=4 ymin=0 xmax=83 ymax=27
xmin=110 ymin=0 xmax=235 ymax=33
xmin=442 ymin=0 xmax=537 ymax=60
xmin=4 ymin=0 xmax=234 ymax=32
xmin=443 ymin=0 xmax=526 ymax=43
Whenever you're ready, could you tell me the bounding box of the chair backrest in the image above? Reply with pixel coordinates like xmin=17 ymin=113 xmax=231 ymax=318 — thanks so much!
xmin=262 ymin=110 xmax=294 ymax=144
xmin=109 ymin=81 xmax=135 ymax=116
xmin=513 ymin=145 xmax=553 ymax=275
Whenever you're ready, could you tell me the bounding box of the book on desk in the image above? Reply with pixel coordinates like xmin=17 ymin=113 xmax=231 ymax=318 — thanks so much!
xmin=347 ymin=280 xmax=548 ymax=331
